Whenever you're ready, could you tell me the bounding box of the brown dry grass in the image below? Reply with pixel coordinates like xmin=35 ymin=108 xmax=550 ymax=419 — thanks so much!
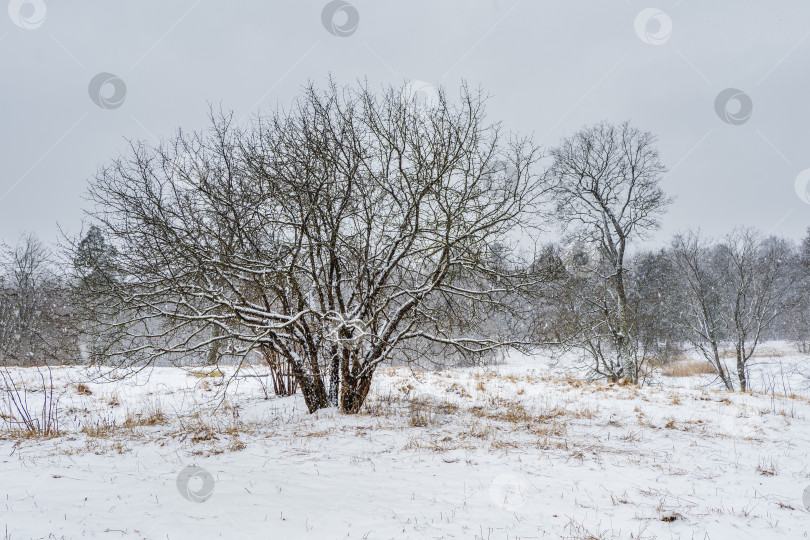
xmin=0 ymin=428 xmax=61 ymax=441
xmin=81 ymin=402 xmax=167 ymax=438
xmin=662 ymin=361 xmax=717 ymax=377
xmin=445 ymin=382 xmax=470 ymax=398
xmin=409 ymin=399 xmax=432 ymax=427
xmin=122 ymin=400 xmax=167 ymax=429
xmin=82 ymin=419 xmax=117 ymax=438
xmin=189 ymin=369 xmax=225 ymax=378
xmin=757 ymin=456 xmax=778 ymax=476
xmin=229 ymin=439 xmax=246 ymax=452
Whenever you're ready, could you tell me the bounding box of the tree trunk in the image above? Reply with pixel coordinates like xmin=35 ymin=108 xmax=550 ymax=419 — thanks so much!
xmin=338 ymin=348 xmax=374 ymax=414
xmin=711 ymin=341 xmax=733 ymax=390
xmin=340 ymin=371 xmax=373 ymax=414
xmin=288 ymin=350 xmax=329 ymax=413
xmin=206 ymin=326 xmax=222 ymax=366
xmin=296 ymin=375 xmax=329 ymax=413
xmin=328 ymin=347 xmax=340 ymax=408
xmin=736 ymin=345 xmax=747 ymax=391
xmin=614 ymin=263 xmax=636 ymax=383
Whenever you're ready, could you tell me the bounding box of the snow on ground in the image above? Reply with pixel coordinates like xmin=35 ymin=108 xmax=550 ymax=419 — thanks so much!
xmin=2 ymin=346 xmax=810 ymax=539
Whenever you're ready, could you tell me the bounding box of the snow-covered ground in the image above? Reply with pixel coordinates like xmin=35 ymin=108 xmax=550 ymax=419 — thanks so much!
xmin=2 ymin=346 xmax=810 ymax=539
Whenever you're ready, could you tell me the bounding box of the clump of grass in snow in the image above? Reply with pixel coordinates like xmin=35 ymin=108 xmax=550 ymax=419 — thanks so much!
xmin=662 ymin=361 xmax=717 ymax=377
xmin=189 ymin=370 xmax=224 ymax=378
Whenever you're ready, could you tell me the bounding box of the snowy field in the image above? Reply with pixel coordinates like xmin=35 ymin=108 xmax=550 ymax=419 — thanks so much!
xmin=2 ymin=346 xmax=810 ymax=539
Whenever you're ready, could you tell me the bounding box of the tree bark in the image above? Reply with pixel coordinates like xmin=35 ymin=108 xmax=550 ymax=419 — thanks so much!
xmin=736 ymin=345 xmax=747 ymax=391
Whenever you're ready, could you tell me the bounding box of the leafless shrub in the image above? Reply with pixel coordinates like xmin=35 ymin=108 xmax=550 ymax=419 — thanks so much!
xmin=260 ymin=347 xmax=297 ymax=397
xmin=0 ymin=366 xmax=60 ymax=437
xmin=81 ymin=79 xmax=547 ymax=414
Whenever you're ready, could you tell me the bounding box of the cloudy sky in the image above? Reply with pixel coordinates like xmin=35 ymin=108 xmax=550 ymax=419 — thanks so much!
xmin=2 ymin=0 xmax=809 ymax=248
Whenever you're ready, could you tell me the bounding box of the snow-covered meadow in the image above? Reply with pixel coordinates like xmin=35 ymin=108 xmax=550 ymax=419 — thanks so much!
xmin=2 ymin=346 xmax=810 ymax=539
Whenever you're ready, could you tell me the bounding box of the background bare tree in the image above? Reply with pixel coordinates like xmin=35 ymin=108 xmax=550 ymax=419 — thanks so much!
xmin=0 ymin=234 xmax=74 ymax=436
xmin=714 ymin=228 xmax=795 ymax=391
xmin=626 ymin=248 xmax=682 ymax=363
xmin=547 ymin=121 xmax=671 ymax=383
xmin=82 ymin=80 xmax=545 ymax=413
xmin=0 ymin=234 xmax=78 ymax=367
xmin=670 ymin=228 xmax=796 ymax=391
xmin=783 ymin=227 xmax=810 ymax=353
xmin=670 ymin=231 xmax=734 ymax=389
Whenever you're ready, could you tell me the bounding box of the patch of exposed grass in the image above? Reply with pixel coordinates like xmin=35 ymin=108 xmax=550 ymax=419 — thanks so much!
xmin=122 ymin=401 xmax=166 ymax=429
xmin=662 ymin=361 xmax=717 ymax=377
xmin=189 ymin=369 xmax=225 ymax=378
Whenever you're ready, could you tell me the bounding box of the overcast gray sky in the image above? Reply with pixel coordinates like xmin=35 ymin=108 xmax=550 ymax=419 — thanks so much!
xmin=2 ymin=0 xmax=809 ymax=248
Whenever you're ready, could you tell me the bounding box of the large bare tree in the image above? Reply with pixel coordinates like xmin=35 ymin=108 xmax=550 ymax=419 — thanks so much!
xmin=83 ymin=80 xmax=544 ymax=413
xmin=547 ymin=121 xmax=671 ymax=383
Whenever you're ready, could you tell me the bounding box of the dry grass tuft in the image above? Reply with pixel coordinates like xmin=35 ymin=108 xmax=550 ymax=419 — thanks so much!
xmin=123 ymin=402 xmax=166 ymax=428
xmin=360 ymin=391 xmax=398 ymax=418
xmin=445 ymin=382 xmax=470 ymax=398
xmin=189 ymin=370 xmax=224 ymax=378
xmin=0 ymin=428 xmax=61 ymax=440
xmin=757 ymin=457 xmax=778 ymax=476
xmin=229 ymin=439 xmax=246 ymax=452
xmin=500 ymin=401 xmax=532 ymax=424
xmin=82 ymin=417 xmax=117 ymax=438
xmin=662 ymin=361 xmax=716 ymax=377
xmin=75 ymin=383 xmax=93 ymax=395
xmin=409 ymin=398 xmax=434 ymax=427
